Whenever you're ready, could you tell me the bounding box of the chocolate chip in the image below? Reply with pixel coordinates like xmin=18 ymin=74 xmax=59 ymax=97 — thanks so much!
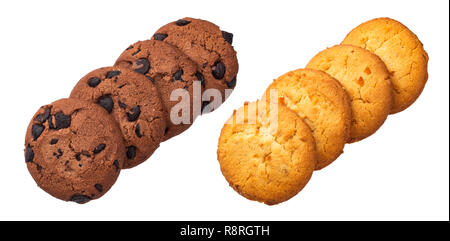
xmin=93 ymin=144 xmax=106 ymax=154
xmin=126 ymin=45 xmax=134 ymax=50
xmin=222 ymin=31 xmax=233 ymax=44
xmin=32 ymin=124 xmax=45 ymax=140
xmin=131 ymin=48 xmax=141 ymax=56
xmin=88 ymin=77 xmax=101 ymax=87
xmin=135 ymin=123 xmax=142 ymax=138
xmin=54 ymin=112 xmax=71 ymax=129
xmin=173 ymin=69 xmax=184 ymax=81
xmin=153 ymin=33 xmax=168 ymax=41
xmin=81 ymin=151 xmax=91 ymax=157
xmin=34 ymin=115 xmax=46 ymax=124
xmin=97 ymin=95 xmax=114 ymax=113
xmin=135 ymin=58 xmax=150 ymax=74
xmin=175 ymin=19 xmax=191 ymax=26
xmin=54 ymin=149 xmax=63 ymax=159
xmin=25 ymin=145 xmax=34 ymax=163
xmin=127 ymin=106 xmax=141 ymax=121
xmin=47 ymin=115 xmax=55 ymax=129
xmin=126 ymin=146 xmax=137 ymax=160
xmin=106 ymin=70 xmax=121 ymax=79
xmin=50 ymin=138 xmax=59 ymax=145
xmin=64 ymin=160 xmax=70 ymax=169
xmin=113 ymin=160 xmax=120 ymax=169
xmin=118 ymin=99 xmax=127 ymax=109
xmin=71 ymin=195 xmax=91 ymax=204
xmin=34 ymin=107 xmax=51 ymax=123
xmin=75 ymin=153 xmax=81 ymax=161
xmin=212 ymin=61 xmax=226 ymax=79
xmin=94 ymin=184 xmax=103 ymax=192
xmin=227 ymin=76 xmax=237 ymax=88
xmin=194 ymin=71 xmax=205 ymax=87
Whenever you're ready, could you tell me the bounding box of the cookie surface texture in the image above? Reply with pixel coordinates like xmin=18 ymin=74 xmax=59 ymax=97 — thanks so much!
xmin=70 ymin=66 xmax=166 ymax=168
xmin=265 ymin=69 xmax=352 ymax=170
xmin=152 ymin=17 xmax=239 ymax=110
xmin=307 ymin=45 xmax=393 ymax=142
xmin=24 ymin=98 xmax=126 ymax=203
xmin=342 ymin=17 xmax=429 ymax=113
xmin=217 ymin=100 xmax=316 ymax=205
xmin=115 ymin=40 xmax=200 ymax=140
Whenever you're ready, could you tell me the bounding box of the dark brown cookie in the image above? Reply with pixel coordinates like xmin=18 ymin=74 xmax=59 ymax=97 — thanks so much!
xmin=152 ymin=17 xmax=239 ymax=112
xmin=115 ymin=40 xmax=201 ymax=140
xmin=70 ymin=66 xmax=166 ymax=168
xmin=24 ymin=98 xmax=126 ymax=204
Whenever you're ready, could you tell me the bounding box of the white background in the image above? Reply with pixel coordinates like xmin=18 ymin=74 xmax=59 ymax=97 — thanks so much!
xmin=0 ymin=0 xmax=448 ymax=221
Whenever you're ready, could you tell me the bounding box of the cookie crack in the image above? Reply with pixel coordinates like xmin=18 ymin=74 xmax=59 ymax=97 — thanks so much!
xmin=372 ymin=28 xmax=407 ymax=53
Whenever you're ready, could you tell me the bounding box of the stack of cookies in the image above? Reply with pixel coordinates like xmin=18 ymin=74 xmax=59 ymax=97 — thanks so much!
xmin=24 ymin=17 xmax=239 ymax=204
xmin=217 ymin=18 xmax=429 ymax=205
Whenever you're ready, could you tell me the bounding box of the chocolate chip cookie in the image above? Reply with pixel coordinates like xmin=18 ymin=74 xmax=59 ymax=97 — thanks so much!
xmin=152 ymin=17 xmax=239 ymax=112
xmin=70 ymin=66 xmax=166 ymax=168
xmin=115 ymin=40 xmax=201 ymax=140
xmin=24 ymin=98 xmax=126 ymax=204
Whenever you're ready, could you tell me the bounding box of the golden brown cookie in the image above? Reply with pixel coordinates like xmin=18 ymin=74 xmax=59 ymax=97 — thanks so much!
xmin=24 ymin=98 xmax=126 ymax=204
xmin=342 ymin=17 xmax=429 ymax=114
xmin=307 ymin=45 xmax=393 ymax=142
xmin=217 ymin=100 xmax=316 ymax=205
xmin=265 ymin=69 xmax=352 ymax=170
